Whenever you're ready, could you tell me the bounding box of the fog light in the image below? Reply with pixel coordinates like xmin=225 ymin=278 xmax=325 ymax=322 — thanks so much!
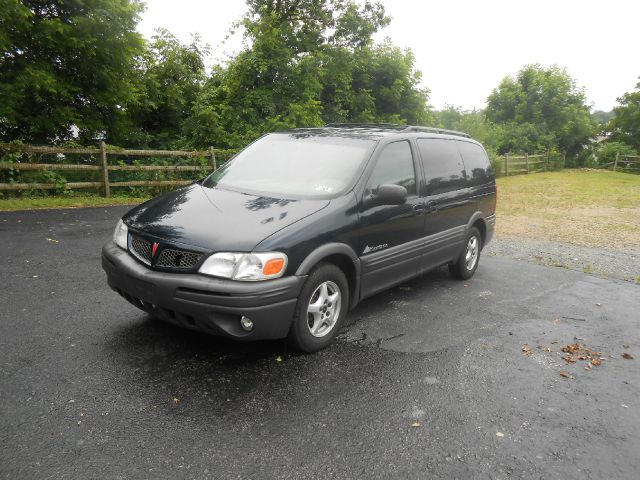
xmin=240 ymin=316 xmax=254 ymax=331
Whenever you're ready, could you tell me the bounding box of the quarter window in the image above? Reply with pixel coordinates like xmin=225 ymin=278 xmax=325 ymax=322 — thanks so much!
xmin=457 ymin=141 xmax=492 ymax=186
xmin=365 ymin=141 xmax=416 ymax=196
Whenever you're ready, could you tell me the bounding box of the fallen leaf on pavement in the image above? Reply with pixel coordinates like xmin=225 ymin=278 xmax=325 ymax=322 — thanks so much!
xmin=495 ymin=432 xmax=504 ymax=437
xmin=411 ymin=421 xmax=421 ymax=428
xmin=622 ymin=353 xmax=634 ymax=360
xmin=562 ymin=344 xmax=581 ymax=354
xmin=46 ymin=238 xmax=60 ymax=243
xmin=623 ymin=344 xmax=630 ymax=349
xmin=275 ymin=356 xmax=283 ymax=363
xmin=172 ymin=397 xmax=180 ymax=405
xmin=559 ymin=371 xmax=573 ymax=379
xmin=591 ymin=358 xmax=602 ymax=366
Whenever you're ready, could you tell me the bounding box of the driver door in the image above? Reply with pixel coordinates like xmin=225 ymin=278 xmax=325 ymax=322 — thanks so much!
xmin=358 ymin=140 xmax=426 ymax=298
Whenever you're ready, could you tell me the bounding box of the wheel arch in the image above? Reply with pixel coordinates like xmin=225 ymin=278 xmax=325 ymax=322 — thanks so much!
xmin=295 ymin=243 xmax=361 ymax=309
xmin=466 ymin=212 xmax=488 ymax=247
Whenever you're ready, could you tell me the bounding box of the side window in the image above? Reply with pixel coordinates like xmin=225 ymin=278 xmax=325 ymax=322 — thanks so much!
xmin=417 ymin=138 xmax=466 ymax=195
xmin=365 ymin=141 xmax=417 ymax=196
xmin=457 ymin=141 xmax=493 ymax=187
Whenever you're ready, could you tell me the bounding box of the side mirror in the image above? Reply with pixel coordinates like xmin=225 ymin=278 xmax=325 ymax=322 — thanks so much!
xmin=364 ymin=183 xmax=408 ymax=208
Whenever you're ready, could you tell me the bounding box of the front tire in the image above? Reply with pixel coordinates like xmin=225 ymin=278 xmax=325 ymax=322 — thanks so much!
xmin=288 ymin=263 xmax=349 ymax=353
xmin=449 ymin=227 xmax=482 ymax=280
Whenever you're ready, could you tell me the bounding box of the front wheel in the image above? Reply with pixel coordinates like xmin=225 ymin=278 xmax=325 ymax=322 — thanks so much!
xmin=449 ymin=227 xmax=482 ymax=280
xmin=287 ymin=263 xmax=349 ymax=353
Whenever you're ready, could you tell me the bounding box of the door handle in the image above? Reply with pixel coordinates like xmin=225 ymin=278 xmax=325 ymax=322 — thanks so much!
xmin=412 ymin=204 xmax=426 ymax=216
xmin=426 ymin=200 xmax=438 ymax=212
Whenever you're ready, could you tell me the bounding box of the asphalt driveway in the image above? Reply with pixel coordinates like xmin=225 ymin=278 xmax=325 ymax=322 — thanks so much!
xmin=1 ymin=206 xmax=639 ymax=479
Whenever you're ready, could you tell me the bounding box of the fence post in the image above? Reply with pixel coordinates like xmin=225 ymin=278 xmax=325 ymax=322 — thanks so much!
xmin=505 ymin=153 xmax=509 ymax=176
xmin=562 ymin=151 xmax=567 ymax=169
xmin=546 ymin=150 xmax=550 ymax=171
xmin=614 ymin=152 xmax=619 ymax=171
xmin=100 ymin=141 xmax=110 ymax=198
xmin=209 ymin=146 xmax=217 ymax=171
xmin=525 ymin=153 xmax=529 ymax=174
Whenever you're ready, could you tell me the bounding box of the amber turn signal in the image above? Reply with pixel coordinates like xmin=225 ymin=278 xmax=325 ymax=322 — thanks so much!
xmin=263 ymin=258 xmax=285 ymax=276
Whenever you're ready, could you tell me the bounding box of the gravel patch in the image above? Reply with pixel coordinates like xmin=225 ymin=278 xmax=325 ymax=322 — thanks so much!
xmin=485 ymin=234 xmax=640 ymax=283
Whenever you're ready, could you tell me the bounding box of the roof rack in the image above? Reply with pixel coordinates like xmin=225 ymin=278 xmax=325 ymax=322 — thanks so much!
xmin=323 ymin=123 xmax=470 ymax=138
xmin=323 ymin=123 xmax=407 ymax=130
xmin=402 ymin=126 xmax=471 ymax=138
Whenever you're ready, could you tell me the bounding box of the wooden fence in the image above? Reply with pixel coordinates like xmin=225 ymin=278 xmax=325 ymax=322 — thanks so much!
xmin=0 ymin=142 xmax=219 ymax=197
xmin=612 ymin=154 xmax=640 ymax=172
xmin=499 ymin=151 xmax=565 ymax=177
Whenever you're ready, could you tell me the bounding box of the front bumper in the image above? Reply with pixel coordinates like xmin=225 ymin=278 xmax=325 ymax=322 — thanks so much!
xmin=102 ymin=242 xmax=305 ymax=340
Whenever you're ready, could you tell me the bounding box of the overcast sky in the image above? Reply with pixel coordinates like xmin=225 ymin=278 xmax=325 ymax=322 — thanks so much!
xmin=138 ymin=0 xmax=640 ymax=112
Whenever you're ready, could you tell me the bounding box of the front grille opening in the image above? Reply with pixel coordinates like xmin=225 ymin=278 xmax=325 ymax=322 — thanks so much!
xmin=128 ymin=234 xmax=202 ymax=271
xmin=156 ymin=248 xmax=202 ymax=269
xmin=129 ymin=235 xmax=152 ymax=265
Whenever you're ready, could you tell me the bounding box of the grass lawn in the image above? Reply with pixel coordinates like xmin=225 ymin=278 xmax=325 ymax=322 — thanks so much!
xmin=496 ymin=169 xmax=640 ymax=249
xmin=0 ymin=194 xmax=149 ymax=211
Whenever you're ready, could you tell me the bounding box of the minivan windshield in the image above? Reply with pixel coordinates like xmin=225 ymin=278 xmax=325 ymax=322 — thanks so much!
xmin=202 ymin=133 xmax=376 ymax=198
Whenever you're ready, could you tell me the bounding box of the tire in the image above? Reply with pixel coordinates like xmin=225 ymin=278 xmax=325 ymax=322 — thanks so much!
xmin=287 ymin=262 xmax=349 ymax=353
xmin=449 ymin=227 xmax=482 ymax=280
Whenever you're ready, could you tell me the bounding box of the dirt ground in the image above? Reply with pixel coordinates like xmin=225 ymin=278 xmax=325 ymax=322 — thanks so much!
xmin=495 ymin=170 xmax=640 ymax=250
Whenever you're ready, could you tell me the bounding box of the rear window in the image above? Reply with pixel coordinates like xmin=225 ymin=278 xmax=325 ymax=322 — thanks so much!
xmin=417 ymin=138 xmax=466 ymax=195
xmin=203 ymin=134 xmax=375 ymax=198
xmin=457 ymin=141 xmax=493 ymax=186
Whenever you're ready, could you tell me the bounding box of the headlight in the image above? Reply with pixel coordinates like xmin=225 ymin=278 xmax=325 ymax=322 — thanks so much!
xmin=113 ymin=219 xmax=128 ymax=250
xmin=199 ymin=252 xmax=288 ymax=281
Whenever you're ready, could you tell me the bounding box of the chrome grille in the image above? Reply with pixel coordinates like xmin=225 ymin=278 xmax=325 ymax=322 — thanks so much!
xmin=130 ymin=235 xmax=152 ymax=265
xmin=156 ymin=248 xmax=202 ymax=269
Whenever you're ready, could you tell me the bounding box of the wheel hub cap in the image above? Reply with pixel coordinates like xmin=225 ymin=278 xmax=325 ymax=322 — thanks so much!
xmin=307 ymin=281 xmax=341 ymax=338
xmin=465 ymin=236 xmax=479 ymax=271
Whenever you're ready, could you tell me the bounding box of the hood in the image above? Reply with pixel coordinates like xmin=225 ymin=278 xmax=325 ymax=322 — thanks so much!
xmin=123 ymin=184 xmax=329 ymax=252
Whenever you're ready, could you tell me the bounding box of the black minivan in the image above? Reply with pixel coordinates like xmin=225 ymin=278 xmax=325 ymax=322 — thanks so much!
xmin=102 ymin=124 xmax=496 ymax=352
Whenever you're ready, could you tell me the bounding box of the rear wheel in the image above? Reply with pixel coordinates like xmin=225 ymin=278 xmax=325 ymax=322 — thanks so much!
xmin=449 ymin=227 xmax=482 ymax=280
xmin=288 ymin=263 xmax=349 ymax=353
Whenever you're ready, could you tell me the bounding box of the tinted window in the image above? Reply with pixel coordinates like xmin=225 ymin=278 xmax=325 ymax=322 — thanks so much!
xmin=457 ymin=141 xmax=492 ymax=186
xmin=203 ymin=134 xmax=375 ymax=198
xmin=365 ymin=141 xmax=416 ymax=196
xmin=417 ymin=139 xmax=466 ymax=195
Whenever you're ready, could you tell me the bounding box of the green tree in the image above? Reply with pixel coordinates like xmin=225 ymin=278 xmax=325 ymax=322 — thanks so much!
xmin=434 ymin=106 xmax=502 ymax=155
xmin=608 ymin=78 xmax=640 ymax=150
xmin=321 ymin=40 xmax=432 ymax=125
xmin=592 ymin=110 xmax=614 ymax=125
xmin=184 ymin=0 xmax=431 ymax=149
xmin=111 ymin=29 xmax=209 ymax=148
xmin=0 ymin=0 xmax=144 ymax=144
xmin=486 ymin=64 xmax=595 ymax=157
xmin=594 ymin=141 xmax=637 ymax=165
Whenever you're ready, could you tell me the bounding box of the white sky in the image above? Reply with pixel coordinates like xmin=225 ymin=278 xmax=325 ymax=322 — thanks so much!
xmin=138 ymin=0 xmax=640 ymax=112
